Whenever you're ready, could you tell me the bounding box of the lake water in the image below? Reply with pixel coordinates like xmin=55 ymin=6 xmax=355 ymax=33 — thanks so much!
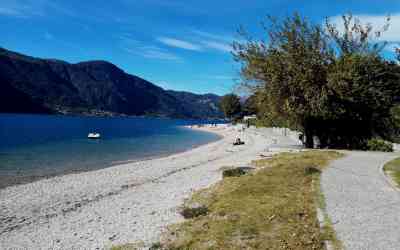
xmin=0 ymin=114 xmax=221 ymax=187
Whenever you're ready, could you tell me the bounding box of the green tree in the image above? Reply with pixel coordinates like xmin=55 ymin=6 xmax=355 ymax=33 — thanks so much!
xmin=390 ymin=105 xmax=400 ymax=142
xmin=220 ymin=94 xmax=241 ymax=119
xmin=321 ymin=14 xmax=400 ymax=147
xmin=321 ymin=54 xmax=400 ymax=147
xmin=242 ymin=95 xmax=258 ymax=116
xmin=234 ymin=13 xmax=334 ymax=147
xmin=234 ymin=13 xmax=400 ymax=149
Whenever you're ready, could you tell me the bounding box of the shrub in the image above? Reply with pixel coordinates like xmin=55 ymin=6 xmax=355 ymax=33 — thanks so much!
xmin=149 ymin=242 xmax=163 ymax=250
xmin=304 ymin=166 xmax=321 ymax=175
xmin=367 ymin=138 xmax=393 ymax=152
xmin=222 ymin=167 xmax=256 ymax=178
xmin=180 ymin=203 xmax=209 ymax=219
xmin=222 ymin=168 xmax=246 ymax=178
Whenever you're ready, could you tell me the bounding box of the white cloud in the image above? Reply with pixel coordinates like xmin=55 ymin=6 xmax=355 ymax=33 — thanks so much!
xmin=123 ymin=46 xmax=182 ymax=61
xmin=0 ymin=0 xmax=74 ymax=18
xmin=119 ymin=35 xmax=182 ymax=61
xmin=139 ymin=48 xmax=182 ymax=61
xmin=156 ymin=81 xmax=175 ymax=90
xmin=201 ymin=40 xmax=232 ymax=52
xmin=192 ymin=30 xmax=235 ymax=43
xmin=157 ymin=37 xmax=202 ymax=51
xmin=157 ymin=31 xmax=234 ymax=53
xmin=328 ymin=13 xmax=400 ymax=43
xmin=0 ymin=0 xmax=43 ymax=18
xmin=192 ymin=30 xmax=234 ymax=53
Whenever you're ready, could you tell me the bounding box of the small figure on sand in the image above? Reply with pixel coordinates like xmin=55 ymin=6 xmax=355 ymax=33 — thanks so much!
xmin=233 ymin=137 xmax=245 ymax=146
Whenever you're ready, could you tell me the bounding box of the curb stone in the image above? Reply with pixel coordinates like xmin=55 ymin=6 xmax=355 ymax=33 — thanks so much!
xmin=313 ymin=179 xmax=335 ymax=250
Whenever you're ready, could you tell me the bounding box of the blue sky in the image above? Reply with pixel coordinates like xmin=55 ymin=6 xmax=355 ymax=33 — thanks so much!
xmin=1 ymin=0 xmax=400 ymax=95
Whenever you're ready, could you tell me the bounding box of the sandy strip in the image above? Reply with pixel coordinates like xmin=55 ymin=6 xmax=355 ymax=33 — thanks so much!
xmin=0 ymin=125 xmax=301 ymax=250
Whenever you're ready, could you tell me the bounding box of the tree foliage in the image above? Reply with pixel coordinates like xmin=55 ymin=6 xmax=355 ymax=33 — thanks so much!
xmin=234 ymin=13 xmax=400 ymax=149
xmin=219 ymin=94 xmax=241 ymax=119
xmin=242 ymin=95 xmax=258 ymax=116
xmin=325 ymin=13 xmax=390 ymax=56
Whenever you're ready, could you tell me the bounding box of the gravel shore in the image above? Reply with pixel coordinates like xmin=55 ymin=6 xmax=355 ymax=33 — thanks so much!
xmin=322 ymin=151 xmax=400 ymax=250
xmin=0 ymin=125 xmax=301 ymax=250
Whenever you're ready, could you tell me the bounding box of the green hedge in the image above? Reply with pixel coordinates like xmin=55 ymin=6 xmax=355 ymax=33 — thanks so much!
xmin=366 ymin=138 xmax=393 ymax=152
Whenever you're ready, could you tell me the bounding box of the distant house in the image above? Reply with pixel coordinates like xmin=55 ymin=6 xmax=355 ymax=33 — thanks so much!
xmin=243 ymin=115 xmax=257 ymax=121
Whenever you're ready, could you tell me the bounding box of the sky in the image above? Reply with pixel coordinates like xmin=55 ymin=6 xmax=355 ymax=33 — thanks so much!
xmin=1 ymin=0 xmax=400 ymax=95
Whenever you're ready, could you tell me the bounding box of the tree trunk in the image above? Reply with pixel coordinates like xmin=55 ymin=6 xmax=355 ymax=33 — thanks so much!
xmin=304 ymin=128 xmax=314 ymax=148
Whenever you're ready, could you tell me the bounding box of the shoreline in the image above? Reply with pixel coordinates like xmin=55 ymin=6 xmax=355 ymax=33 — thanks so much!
xmin=0 ymin=126 xmax=223 ymax=190
xmin=0 ymin=125 xmax=301 ymax=249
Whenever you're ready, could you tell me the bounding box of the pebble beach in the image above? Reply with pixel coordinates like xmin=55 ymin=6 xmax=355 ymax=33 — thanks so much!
xmin=0 ymin=124 xmax=302 ymax=249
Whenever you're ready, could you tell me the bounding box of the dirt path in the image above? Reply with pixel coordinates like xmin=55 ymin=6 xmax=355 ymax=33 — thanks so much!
xmin=322 ymin=151 xmax=400 ymax=250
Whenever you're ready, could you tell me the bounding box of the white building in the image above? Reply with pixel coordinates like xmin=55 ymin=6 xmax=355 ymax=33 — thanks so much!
xmin=243 ymin=115 xmax=257 ymax=121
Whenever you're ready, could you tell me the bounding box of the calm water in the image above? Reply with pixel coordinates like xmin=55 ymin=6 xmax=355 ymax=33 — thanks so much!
xmin=0 ymin=114 xmax=221 ymax=178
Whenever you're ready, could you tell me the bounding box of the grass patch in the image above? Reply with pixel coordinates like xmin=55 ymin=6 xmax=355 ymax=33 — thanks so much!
xmin=160 ymin=151 xmax=343 ymax=250
xmin=110 ymin=243 xmax=144 ymax=250
xmin=383 ymin=157 xmax=400 ymax=186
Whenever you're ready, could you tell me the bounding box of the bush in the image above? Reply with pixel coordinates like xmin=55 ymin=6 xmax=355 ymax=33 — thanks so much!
xmin=222 ymin=167 xmax=254 ymax=178
xmin=367 ymin=138 xmax=393 ymax=152
xmin=149 ymin=242 xmax=163 ymax=250
xmin=304 ymin=166 xmax=321 ymax=175
xmin=180 ymin=203 xmax=209 ymax=219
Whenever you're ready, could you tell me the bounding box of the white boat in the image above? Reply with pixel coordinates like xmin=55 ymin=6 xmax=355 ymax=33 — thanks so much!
xmin=88 ymin=132 xmax=101 ymax=139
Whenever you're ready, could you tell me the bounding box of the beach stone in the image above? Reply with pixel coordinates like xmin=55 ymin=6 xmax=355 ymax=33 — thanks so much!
xmin=108 ymin=234 xmax=117 ymax=241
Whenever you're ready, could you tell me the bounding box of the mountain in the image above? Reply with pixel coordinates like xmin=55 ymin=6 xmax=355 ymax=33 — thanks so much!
xmin=0 ymin=48 xmax=223 ymax=119
xmin=167 ymin=91 xmax=222 ymax=119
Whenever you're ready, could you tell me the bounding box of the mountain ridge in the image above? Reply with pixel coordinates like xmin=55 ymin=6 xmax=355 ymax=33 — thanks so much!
xmin=0 ymin=48 xmax=223 ymax=119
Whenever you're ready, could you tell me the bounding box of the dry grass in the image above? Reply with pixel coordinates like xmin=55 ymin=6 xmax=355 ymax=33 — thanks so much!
xmin=110 ymin=242 xmax=144 ymax=250
xmin=159 ymin=151 xmax=343 ymax=250
xmin=383 ymin=157 xmax=400 ymax=186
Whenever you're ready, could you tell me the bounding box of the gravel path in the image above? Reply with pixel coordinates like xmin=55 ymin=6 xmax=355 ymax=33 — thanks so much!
xmin=322 ymin=151 xmax=400 ymax=250
xmin=0 ymin=125 xmax=301 ymax=250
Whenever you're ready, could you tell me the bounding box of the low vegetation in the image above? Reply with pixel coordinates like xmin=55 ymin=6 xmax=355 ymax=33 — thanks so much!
xmin=156 ymin=151 xmax=343 ymax=250
xmin=383 ymin=157 xmax=400 ymax=186
xmin=222 ymin=167 xmax=254 ymax=178
xmin=366 ymin=138 xmax=393 ymax=152
xmin=180 ymin=203 xmax=209 ymax=219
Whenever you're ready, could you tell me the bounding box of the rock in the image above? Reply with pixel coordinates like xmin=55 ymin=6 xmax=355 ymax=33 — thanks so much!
xmin=108 ymin=234 xmax=117 ymax=241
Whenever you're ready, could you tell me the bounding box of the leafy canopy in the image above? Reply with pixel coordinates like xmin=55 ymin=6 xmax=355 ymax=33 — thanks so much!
xmin=234 ymin=13 xmax=400 ymax=149
xmin=219 ymin=94 xmax=241 ymax=119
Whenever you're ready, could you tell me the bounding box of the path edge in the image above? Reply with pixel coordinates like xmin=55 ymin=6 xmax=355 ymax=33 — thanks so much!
xmin=379 ymin=157 xmax=400 ymax=193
